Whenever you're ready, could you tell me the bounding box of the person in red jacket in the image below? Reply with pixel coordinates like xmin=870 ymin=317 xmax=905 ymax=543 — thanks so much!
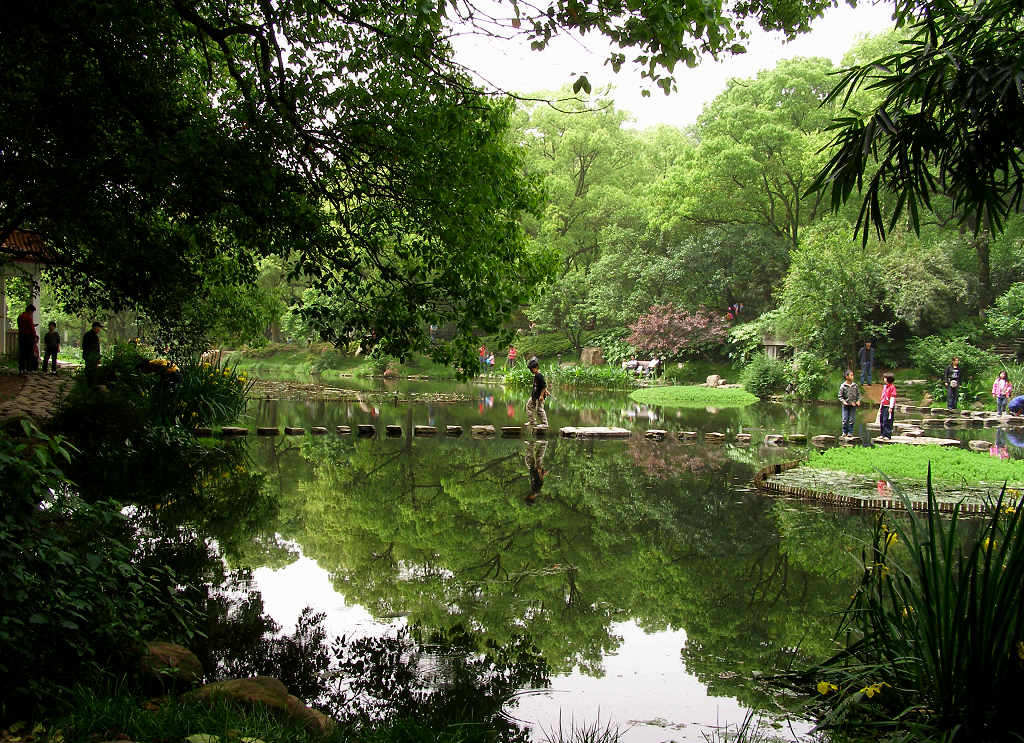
xmin=16 ymin=303 xmax=37 ymax=375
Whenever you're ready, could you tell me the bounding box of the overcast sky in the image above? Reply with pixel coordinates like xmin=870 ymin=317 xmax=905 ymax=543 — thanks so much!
xmin=452 ymin=1 xmax=898 ymax=129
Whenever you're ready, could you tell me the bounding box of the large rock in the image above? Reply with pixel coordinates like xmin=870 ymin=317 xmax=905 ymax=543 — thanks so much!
xmin=579 ymin=346 xmax=605 ymax=366
xmin=705 ymin=374 xmax=721 ymax=388
xmin=969 ymin=440 xmax=991 ymax=451
xmin=764 ymin=434 xmax=785 ymax=446
xmin=811 ymin=435 xmax=836 ymax=448
xmin=188 ymin=678 xmax=334 ymax=736
xmin=140 ymin=641 xmax=203 ymax=686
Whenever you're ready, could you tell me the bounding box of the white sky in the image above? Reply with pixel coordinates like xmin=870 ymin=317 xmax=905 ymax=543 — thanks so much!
xmin=452 ymin=1 xmax=898 ymax=128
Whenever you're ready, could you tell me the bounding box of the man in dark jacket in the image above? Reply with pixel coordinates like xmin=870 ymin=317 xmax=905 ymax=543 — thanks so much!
xmin=82 ymin=321 xmax=103 ymax=384
xmin=858 ymin=341 xmax=874 ymax=385
xmin=944 ymin=356 xmax=963 ymax=410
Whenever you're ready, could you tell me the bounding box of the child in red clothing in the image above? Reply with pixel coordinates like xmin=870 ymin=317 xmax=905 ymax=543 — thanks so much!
xmin=878 ymin=373 xmax=897 ymax=440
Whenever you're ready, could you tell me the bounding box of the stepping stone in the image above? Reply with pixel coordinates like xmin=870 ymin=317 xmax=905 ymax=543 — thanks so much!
xmin=284 ymin=426 xmax=305 ymax=435
xmin=1007 ymin=417 xmax=1024 ymax=428
xmin=220 ymin=426 xmax=248 ymax=436
xmin=704 ymin=432 xmax=726 ymax=442
xmin=310 ymin=426 xmax=328 ymax=435
xmin=734 ymin=433 xmax=752 ymax=443
xmin=931 ymin=407 xmax=957 ymax=416
xmin=256 ymin=427 xmax=279 ymax=436
xmin=335 ymin=425 xmax=352 ymax=435
xmin=866 ymin=422 xmax=881 ymax=431
xmin=559 ymin=426 xmax=630 ymax=439
xmin=446 ymin=425 xmax=463 ymax=436
xmin=501 ymin=426 xmax=522 ymax=438
xmin=472 ymin=425 xmax=496 ymax=437
xmin=985 ymin=419 xmax=1003 ymax=428
xmin=193 ymin=427 xmax=213 ymax=437
xmin=385 ymin=425 xmax=402 ymax=437
xmin=969 ymin=440 xmax=991 ymax=451
xmin=678 ymin=431 xmax=698 ymax=440
xmin=764 ymin=434 xmax=785 ymax=446
xmin=786 ymin=433 xmax=807 ymax=444
xmin=811 ymin=435 xmax=836 ymax=448
xmin=873 ymin=435 xmax=962 ymax=447
xmin=645 ymin=429 xmax=667 ymax=441
xmin=944 ymin=419 xmax=963 ymax=427
xmin=840 ymin=435 xmax=862 ymax=446
xmin=533 ymin=426 xmax=549 ymax=437
xmin=922 ymin=418 xmax=946 ymax=427
xmin=357 ymin=424 xmax=377 ymax=437
xmin=414 ymin=425 xmax=438 ymax=437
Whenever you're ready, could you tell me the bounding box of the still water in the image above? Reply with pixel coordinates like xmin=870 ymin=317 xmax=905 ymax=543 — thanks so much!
xmin=236 ymin=381 xmax=1019 ymax=741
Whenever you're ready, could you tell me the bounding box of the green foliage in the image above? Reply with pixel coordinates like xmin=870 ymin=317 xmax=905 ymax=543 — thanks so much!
xmin=587 ymin=328 xmax=635 ymax=366
xmin=907 ymin=335 xmax=1000 ymax=401
xmin=806 ymin=446 xmax=1024 ymax=486
xmin=740 ymin=354 xmax=788 ymax=398
xmin=0 ymin=424 xmax=204 ymax=718
xmin=504 ymin=363 xmax=636 ymax=389
xmin=799 ymin=481 xmax=1024 ymax=740
xmin=628 ymin=385 xmax=757 ymax=408
xmin=788 ymin=352 xmax=831 ymax=401
xmin=661 ymin=359 xmax=734 ymax=385
xmin=727 ymin=316 xmax=771 ymax=367
xmin=986 ymin=282 xmax=1024 ymax=338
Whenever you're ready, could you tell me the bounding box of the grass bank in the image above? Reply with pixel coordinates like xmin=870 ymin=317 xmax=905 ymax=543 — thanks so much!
xmin=807 ymin=445 xmax=1024 ymax=486
xmin=223 ymin=344 xmax=457 ymax=381
xmin=630 ymin=385 xmax=758 ymax=408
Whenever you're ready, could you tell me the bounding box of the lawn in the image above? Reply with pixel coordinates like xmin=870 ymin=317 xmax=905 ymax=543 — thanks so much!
xmin=807 ymin=445 xmax=1024 ymax=486
xmin=629 ymin=385 xmax=758 ymax=408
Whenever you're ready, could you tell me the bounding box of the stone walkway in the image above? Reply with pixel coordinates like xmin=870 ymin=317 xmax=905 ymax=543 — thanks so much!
xmin=0 ymin=371 xmax=72 ymax=422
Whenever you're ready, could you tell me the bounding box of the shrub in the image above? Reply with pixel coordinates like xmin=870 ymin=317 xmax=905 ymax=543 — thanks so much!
xmin=986 ymin=282 xmax=1024 ymax=339
xmin=627 ymin=304 xmax=729 ymax=358
xmin=503 ymin=363 xmax=636 ymax=389
xmin=789 ymin=352 xmax=830 ymax=401
xmin=588 ymin=328 xmax=635 ymax=366
xmin=907 ymin=335 xmax=1000 ymax=403
xmin=797 ymin=480 xmax=1024 ymax=740
xmin=740 ymin=354 xmax=788 ymax=398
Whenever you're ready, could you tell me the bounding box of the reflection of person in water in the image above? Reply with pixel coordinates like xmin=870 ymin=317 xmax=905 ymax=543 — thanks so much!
xmin=991 ymin=428 xmax=1010 ymax=460
xmin=524 ymin=439 xmax=548 ymax=504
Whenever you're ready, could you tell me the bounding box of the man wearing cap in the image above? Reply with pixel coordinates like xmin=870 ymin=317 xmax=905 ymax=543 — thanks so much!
xmin=82 ymin=321 xmax=103 ymax=384
xmin=16 ymin=302 xmax=37 ymax=375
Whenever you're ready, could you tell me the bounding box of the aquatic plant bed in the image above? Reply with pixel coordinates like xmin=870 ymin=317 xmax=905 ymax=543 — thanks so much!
xmin=629 ymin=385 xmax=757 ymax=408
xmin=764 ymin=466 xmax=1011 ymax=509
xmin=250 ymin=379 xmax=469 ymax=403
xmin=807 ymin=445 xmax=1024 ymax=486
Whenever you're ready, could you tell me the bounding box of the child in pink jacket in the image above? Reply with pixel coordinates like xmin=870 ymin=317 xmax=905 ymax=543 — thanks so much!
xmin=993 ymin=370 xmax=1013 ymax=415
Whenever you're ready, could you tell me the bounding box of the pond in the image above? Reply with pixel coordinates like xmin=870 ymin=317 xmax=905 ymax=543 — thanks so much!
xmin=234 ymin=380 xmax=1022 ymax=741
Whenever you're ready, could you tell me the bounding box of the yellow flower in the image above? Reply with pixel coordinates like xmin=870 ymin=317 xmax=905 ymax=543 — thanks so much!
xmin=983 ymin=538 xmax=997 ymax=552
xmin=168 ymin=364 xmax=180 ymax=373
xmin=885 ymin=532 xmax=898 ymax=547
xmin=859 ymin=682 xmax=889 ymax=699
xmin=817 ymin=681 xmax=838 ymax=695
xmin=1017 ymin=641 xmax=1024 ymax=661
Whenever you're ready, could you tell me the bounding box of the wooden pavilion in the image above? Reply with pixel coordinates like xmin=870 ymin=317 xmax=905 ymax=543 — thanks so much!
xmin=0 ymin=230 xmax=56 ymax=358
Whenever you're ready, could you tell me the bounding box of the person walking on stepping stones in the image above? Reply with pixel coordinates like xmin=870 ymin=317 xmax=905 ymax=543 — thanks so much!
xmin=878 ymin=373 xmax=897 ymax=440
xmin=945 ymin=356 xmax=963 ymax=409
xmin=838 ymin=369 xmax=861 ymax=436
xmin=525 ymin=357 xmax=548 ymax=428
xmin=858 ymin=341 xmax=874 ymax=385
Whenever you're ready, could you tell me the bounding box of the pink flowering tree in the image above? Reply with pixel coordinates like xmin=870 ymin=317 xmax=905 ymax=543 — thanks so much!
xmin=627 ymin=304 xmax=729 ymax=358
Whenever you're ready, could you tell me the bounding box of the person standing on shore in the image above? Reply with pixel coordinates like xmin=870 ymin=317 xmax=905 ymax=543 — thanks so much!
xmin=525 ymin=357 xmax=548 ymax=428
xmin=878 ymin=373 xmax=897 ymax=440
xmin=82 ymin=321 xmax=103 ymax=385
xmin=838 ymin=369 xmax=861 ymax=436
xmin=993 ymin=370 xmax=1013 ymax=415
xmin=506 ymin=345 xmax=517 ymax=369
xmin=858 ymin=341 xmax=874 ymax=385
xmin=944 ymin=356 xmax=963 ymax=410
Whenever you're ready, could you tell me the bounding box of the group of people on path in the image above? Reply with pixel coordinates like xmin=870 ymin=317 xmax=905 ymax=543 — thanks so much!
xmin=478 ymin=344 xmax=518 ymax=372
xmin=14 ymin=302 xmax=103 ymax=382
xmin=842 ymin=340 xmax=1024 ymax=440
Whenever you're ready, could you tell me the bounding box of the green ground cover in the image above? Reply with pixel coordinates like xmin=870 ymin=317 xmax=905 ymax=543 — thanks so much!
xmin=224 ymin=345 xmax=457 ymax=380
xmin=807 ymin=445 xmax=1024 ymax=486
xmin=629 ymin=385 xmax=758 ymax=408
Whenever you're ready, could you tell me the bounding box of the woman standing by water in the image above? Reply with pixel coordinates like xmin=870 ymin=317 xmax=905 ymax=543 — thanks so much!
xmin=993 ymin=370 xmax=1013 ymax=415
